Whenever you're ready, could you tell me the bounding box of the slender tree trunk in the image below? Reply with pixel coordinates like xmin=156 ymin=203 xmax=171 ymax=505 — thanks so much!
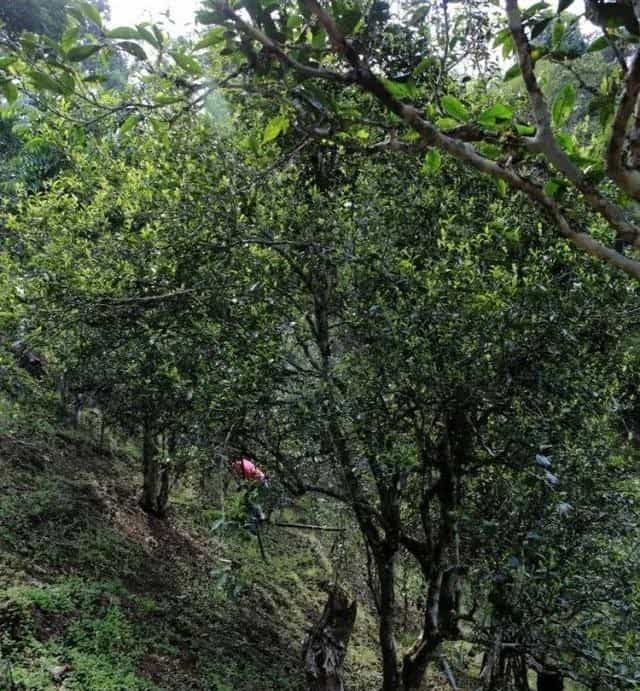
xmin=378 ymin=554 xmax=401 ymax=691
xmin=303 ymin=585 xmax=357 ymax=691
xmin=141 ymin=419 xmax=170 ymax=517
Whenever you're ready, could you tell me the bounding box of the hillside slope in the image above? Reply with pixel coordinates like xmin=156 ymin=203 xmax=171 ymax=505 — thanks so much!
xmin=0 ymin=431 xmax=381 ymax=691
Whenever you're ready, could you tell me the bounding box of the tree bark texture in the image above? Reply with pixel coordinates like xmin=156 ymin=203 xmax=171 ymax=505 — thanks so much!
xmin=303 ymin=585 xmax=357 ymax=691
xmin=141 ymin=419 xmax=170 ymax=517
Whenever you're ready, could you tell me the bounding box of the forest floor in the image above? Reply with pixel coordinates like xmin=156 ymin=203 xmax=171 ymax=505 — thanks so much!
xmin=0 ymin=428 xmax=387 ymax=690
xmin=0 ymin=427 xmax=476 ymax=690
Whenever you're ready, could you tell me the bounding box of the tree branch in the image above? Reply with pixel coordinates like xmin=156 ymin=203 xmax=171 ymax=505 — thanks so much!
xmin=216 ymin=0 xmax=640 ymax=278
xmin=607 ymin=48 xmax=640 ymax=198
xmin=506 ymin=0 xmax=640 ymax=245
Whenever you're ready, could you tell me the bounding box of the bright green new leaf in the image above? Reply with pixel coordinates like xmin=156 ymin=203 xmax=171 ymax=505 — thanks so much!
xmin=119 ymin=114 xmax=141 ymax=133
xmin=194 ymin=28 xmax=226 ymax=50
xmin=263 ymin=115 xmax=289 ymax=143
xmin=436 ymin=117 xmax=459 ymax=130
xmin=552 ymin=83 xmax=576 ymax=127
xmin=383 ymin=79 xmax=418 ymax=100
xmin=0 ymin=80 xmax=17 ymax=103
xmin=421 ymin=149 xmax=441 ymax=175
xmin=66 ymin=44 xmax=103 ymax=62
xmin=515 ymin=122 xmax=536 ymax=135
xmin=495 ymin=177 xmax=508 ymax=197
xmin=107 ymin=27 xmax=141 ymax=40
xmin=478 ymin=103 xmax=513 ymax=128
xmin=441 ymin=95 xmax=469 ymax=122
xmin=171 ymin=52 xmax=202 ymax=75
xmin=117 ymin=41 xmax=148 ymax=61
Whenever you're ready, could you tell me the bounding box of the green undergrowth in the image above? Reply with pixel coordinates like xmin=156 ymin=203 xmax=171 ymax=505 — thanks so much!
xmin=0 ymin=430 xmax=381 ymax=690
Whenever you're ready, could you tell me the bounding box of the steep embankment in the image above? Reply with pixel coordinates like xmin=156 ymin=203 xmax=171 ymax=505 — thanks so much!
xmin=0 ymin=432 xmax=380 ymax=690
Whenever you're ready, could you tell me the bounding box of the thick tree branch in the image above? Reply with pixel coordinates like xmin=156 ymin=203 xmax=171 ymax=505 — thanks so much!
xmin=217 ymin=0 xmax=640 ymax=278
xmin=607 ymin=48 xmax=640 ymax=198
xmin=506 ymin=0 xmax=640 ymax=245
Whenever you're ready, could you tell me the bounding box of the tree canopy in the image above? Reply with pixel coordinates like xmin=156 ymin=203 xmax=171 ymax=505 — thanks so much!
xmin=1 ymin=2 xmax=640 ymax=691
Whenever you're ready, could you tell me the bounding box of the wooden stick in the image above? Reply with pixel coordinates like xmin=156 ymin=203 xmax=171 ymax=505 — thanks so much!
xmin=273 ymin=521 xmax=345 ymax=532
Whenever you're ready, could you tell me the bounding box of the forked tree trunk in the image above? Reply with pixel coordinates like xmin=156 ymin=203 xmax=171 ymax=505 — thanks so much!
xmin=303 ymin=585 xmax=357 ymax=691
xmin=141 ymin=419 xmax=170 ymax=517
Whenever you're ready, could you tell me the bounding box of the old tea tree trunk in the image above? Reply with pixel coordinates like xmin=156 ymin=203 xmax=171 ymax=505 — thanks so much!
xmin=140 ymin=418 xmax=170 ymax=517
xmin=303 ymin=584 xmax=357 ymax=691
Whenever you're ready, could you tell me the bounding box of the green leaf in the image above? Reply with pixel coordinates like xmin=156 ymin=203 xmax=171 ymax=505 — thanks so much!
xmin=530 ymin=46 xmax=548 ymax=62
xmin=79 ymin=1 xmax=102 ymax=27
xmin=515 ymin=122 xmax=536 ymax=135
xmin=421 ymin=149 xmax=441 ymax=175
xmin=551 ymin=82 xmax=576 ymax=127
xmin=170 ymin=51 xmax=202 ymax=75
xmin=558 ymin=0 xmax=575 ymax=11
xmin=61 ymin=25 xmax=81 ymax=52
xmin=66 ymin=43 xmax=103 ymax=61
xmin=552 ymin=18 xmax=565 ymax=47
xmin=153 ymin=93 xmax=183 ymax=105
xmin=137 ymin=25 xmax=161 ymax=49
xmin=311 ymin=27 xmax=326 ymax=50
xmin=28 ymin=69 xmax=65 ymax=95
xmin=119 ymin=113 xmax=140 ymax=133
xmin=436 ymin=117 xmax=459 ymax=130
xmin=194 ymin=28 xmax=226 ymax=50
xmin=495 ymin=178 xmax=508 ymax=197
xmin=504 ymin=63 xmax=522 ymax=81
xmin=263 ymin=115 xmax=289 ymax=143
xmin=441 ymin=95 xmax=469 ymax=122
xmin=544 ymin=179 xmax=561 ymax=197
xmin=478 ymin=103 xmax=514 ymax=128
xmin=587 ymin=36 xmax=609 ymax=52
xmin=383 ymin=79 xmax=418 ymax=100
xmin=107 ymin=27 xmax=141 ymax=40
xmin=0 ymin=80 xmax=17 ymax=103
xmin=117 ymin=41 xmax=148 ymax=61
xmin=151 ymin=25 xmax=166 ymax=48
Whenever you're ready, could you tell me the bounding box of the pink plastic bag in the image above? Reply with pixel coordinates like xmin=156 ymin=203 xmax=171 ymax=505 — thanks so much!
xmin=231 ymin=457 xmax=266 ymax=483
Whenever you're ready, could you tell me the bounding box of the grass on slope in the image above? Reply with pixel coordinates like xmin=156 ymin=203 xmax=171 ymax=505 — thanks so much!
xmin=0 ymin=431 xmax=381 ymax=691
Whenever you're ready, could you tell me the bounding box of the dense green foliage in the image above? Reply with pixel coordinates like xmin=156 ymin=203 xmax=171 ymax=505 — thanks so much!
xmin=2 ymin=1 xmax=640 ymax=690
